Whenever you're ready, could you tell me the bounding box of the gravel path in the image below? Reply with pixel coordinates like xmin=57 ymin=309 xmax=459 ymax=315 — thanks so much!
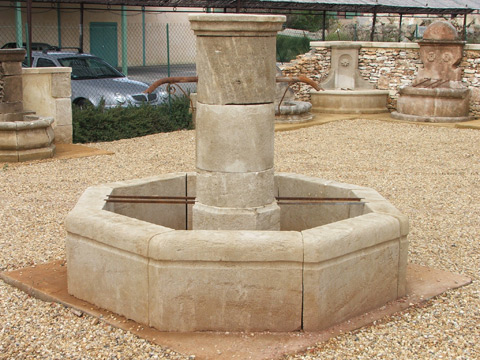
xmin=1 ymin=119 xmax=479 ymax=359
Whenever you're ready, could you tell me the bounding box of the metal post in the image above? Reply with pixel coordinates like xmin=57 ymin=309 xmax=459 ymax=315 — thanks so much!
xmin=25 ymin=23 xmax=30 ymax=66
xmin=15 ymin=2 xmax=23 ymax=48
xmin=166 ymin=23 xmax=170 ymax=77
xmin=322 ymin=10 xmax=326 ymax=41
xmin=354 ymin=23 xmax=357 ymax=41
xmin=57 ymin=3 xmax=62 ymax=48
xmin=398 ymin=13 xmax=403 ymax=42
xmin=142 ymin=6 xmax=146 ymax=66
xmin=370 ymin=10 xmax=377 ymax=42
xmin=79 ymin=3 xmax=84 ymax=52
xmin=26 ymin=0 xmax=32 ymax=66
xmin=121 ymin=5 xmax=128 ymax=75
xmin=166 ymin=23 xmax=171 ymax=109
xmin=463 ymin=13 xmax=468 ymax=42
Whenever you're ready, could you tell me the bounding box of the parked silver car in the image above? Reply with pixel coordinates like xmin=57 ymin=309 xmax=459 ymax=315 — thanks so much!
xmin=26 ymin=50 xmax=168 ymax=108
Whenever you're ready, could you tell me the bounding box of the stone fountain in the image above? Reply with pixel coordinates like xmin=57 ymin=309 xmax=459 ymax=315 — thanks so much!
xmin=391 ymin=21 xmax=471 ymax=122
xmin=66 ymin=14 xmax=408 ymax=333
xmin=275 ymin=67 xmax=314 ymax=123
xmin=310 ymin=43 xmax=389 ymax=114
xmin=0 ymin=49 xmax=55 ymax=162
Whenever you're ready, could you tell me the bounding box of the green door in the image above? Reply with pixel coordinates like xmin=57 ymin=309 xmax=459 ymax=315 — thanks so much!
xmin=90 ymin=22 xmax=118 ymax=67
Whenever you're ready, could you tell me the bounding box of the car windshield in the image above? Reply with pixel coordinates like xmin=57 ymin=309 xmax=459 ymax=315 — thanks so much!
xmin=58 ymin=56 xmax=124 ymax=80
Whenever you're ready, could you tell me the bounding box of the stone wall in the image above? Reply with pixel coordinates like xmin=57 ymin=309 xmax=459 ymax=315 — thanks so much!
xmin=22 ymin=67 xmax=73 ymax=143
xmin=279 ymin=41 xmax=480 ymax=118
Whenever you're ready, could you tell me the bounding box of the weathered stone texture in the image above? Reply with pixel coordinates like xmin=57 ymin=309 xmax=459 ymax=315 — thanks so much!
xmin=279 ymin=44 xmax=480 ymax=117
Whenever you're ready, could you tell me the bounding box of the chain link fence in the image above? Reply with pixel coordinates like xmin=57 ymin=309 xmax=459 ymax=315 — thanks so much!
xmin=0 ymin=10 xmax=197 ymax=106
xmin=1 ymin=6 xmax=478 ymax=107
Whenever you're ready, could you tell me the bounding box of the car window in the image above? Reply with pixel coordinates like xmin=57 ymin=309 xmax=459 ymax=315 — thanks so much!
xmin=58 ymin=57 xmax=124 ymax=80
xmin=36 ymin=58 xmax=56 ymax=67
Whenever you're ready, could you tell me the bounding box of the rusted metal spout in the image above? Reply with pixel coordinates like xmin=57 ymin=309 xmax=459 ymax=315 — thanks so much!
xmin=144 ymin=75 xmax=321 ymax=94
xmin=276 ymin=76 xmax=322 ymax=91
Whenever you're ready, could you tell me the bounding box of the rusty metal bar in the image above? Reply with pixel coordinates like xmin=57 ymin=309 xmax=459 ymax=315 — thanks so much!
xmin=144 ymin=75 xmax=321 ymax=94
xmin=105 ymin=195 xmax=363 ymax=205
xmin=413 ymin=78 xmax=431 ymax=87
xmin=425 ymin=79 xmax=443 ymax=88
xmin=276 ymin=76 xmax=322 ymax=92
xmin=431 ymin=79 xmax=449 ymax=88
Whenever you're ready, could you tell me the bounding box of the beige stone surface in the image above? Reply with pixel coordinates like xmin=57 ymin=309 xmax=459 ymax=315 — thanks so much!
xmin=148 ymin=229 xmax=303 ymax=332
xmin=51 ymin=71 xmax=72 ymax=98
xmin=1 ymin=61 xmax=22 ymax=76
xmin=0 ymin=128 xmax=17 ymax=149
xmin=302 ymin=213 xmax=401 ymax=263
xmin=195 ymin=36 xmax=277 ymax=105
xmin=311 ymin=90 xmax=389 ymax=114
xmin=22 ymin=67 xmax=72 ymax=143
xmin=195 ymin=102 xmax=275 ymax=172
xmin=16 ymin=126 xmax=55 ymax=150
xmin=303 ymin=239 xmax=400 ymax=331
xmin=108 ymin=174 xmax=189 ymax=230
xmin=196 ymin=168 xmax=275 ymax=208
xmin=3 ymin=75 xmax=23 ymax=103
xmin=66 ymin=233 xmax=150 ymax=325
xmin=192 ymin=201 xmax=280 ymax=230
xmin=0 ymin=101 xmax=23 ymax=114
xmin=54 ymin=98 xmax=73 ymax=126
xmin=189 ymin=14 xmax=285 ymax=37
xmin=53 ymin=124 xmax=73 ymax=144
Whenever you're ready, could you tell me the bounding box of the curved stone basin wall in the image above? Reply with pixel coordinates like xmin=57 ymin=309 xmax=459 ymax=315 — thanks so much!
xmin=66 ymin=172 xmax=408 ymax=332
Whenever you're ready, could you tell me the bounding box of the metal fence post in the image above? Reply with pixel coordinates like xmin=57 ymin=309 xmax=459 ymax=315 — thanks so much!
xmin=142 ymin=6 xmax=146 ymax=66
xmin=122 ymin=5 xmax=128 ymax=76
xmin=15 ymin=2 xmax=22 ymax=48
xmin=57 ymin=3 xmax=62 ymax=48
xmin=167 ymin=23 xmax=171 ymax=110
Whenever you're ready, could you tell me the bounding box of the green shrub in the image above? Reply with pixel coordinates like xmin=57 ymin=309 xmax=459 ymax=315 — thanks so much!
xmin=72 ymin=95 xmax=193 ymax=143
xmin=276 ymin=34 xmax=311 ymax=63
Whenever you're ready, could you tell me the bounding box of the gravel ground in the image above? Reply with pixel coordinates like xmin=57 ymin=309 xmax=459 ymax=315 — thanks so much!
xmin=1 ymin=119 xmax=479 ymax=359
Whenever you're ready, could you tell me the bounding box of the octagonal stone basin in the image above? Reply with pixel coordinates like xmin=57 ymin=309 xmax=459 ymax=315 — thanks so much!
xmin=66 ymin=172 xmax=408 ymax=332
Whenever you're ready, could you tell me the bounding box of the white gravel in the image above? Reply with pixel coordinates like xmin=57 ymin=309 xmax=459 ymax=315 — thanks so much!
xmin=1 ymin=119 xmax=479 ymax=359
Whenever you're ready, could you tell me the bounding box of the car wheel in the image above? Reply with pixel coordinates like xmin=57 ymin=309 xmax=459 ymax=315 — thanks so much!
xmin=74 ymin=98 xmax=93 ymax=110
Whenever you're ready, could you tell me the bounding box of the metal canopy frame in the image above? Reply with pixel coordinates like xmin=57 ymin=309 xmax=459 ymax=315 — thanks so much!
xmin=16 ymin=0 xmax=478 ymax=15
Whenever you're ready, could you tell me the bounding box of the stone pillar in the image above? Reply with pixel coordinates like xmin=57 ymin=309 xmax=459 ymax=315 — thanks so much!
xmin=190 ymin=14 xmax=284 ymax=230
xmin=0 ymin=49 xmax=55 ymax=162
xmin=0 ymin=49 xmax=25 ymax=121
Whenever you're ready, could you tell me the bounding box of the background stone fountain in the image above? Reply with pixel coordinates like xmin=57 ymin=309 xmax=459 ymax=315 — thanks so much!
xmin=391 ymin=21 xmax=471 ymax=122
xmin=310 ymin=43 xmax=389 ymax=114
xmin=66 ymin=14 xmax=408 ymax=333
xmin=0 ymin=49 xmax=55 ymax=162
xmin=275 ymin=67 xmax=314 ymax=123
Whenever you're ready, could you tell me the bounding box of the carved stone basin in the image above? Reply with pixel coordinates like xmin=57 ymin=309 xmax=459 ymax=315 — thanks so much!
xmin=66 ymin=172 xmax=408 ymax=332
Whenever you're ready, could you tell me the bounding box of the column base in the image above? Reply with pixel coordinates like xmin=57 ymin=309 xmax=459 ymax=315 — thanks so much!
xmin=192 ymin=202 xmax=280 ymax=230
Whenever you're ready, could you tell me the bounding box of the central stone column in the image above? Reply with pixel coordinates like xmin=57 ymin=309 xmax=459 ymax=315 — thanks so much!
xmin=190 ymin=14 xmax=284 ymax=230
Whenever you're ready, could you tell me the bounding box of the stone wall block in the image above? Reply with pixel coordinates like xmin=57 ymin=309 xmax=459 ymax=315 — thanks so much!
xmin=66 ymin=233 xmax=149 ymax=325
xmin=196 ymin=168 xmax=275 ymax=208
xmin=0 ymin=102 xmax=23 ymax=114
xmin=192 ymin=201 xmax=280 ymax=230
xmin=54 ymin=98 xmax=73 ymax=126
xmin=53 ymin=125 xmax=73 ymax=144
xmin=196 ymin=35 xmax=277 ymax=105
xmin=1 ymin=61 xmax=22 ymax=76
xmin=0 ymin=129 xmax=17 ymax=149
xmin=148 ymin=229 xmax=302 ymax=331
xmin=196 ymin=102 xmax=274 ymax=172
xmin=51 ymin=72 xmax=72 ymax=98
xmin=3 ymin=75 xmax=23 ymax=103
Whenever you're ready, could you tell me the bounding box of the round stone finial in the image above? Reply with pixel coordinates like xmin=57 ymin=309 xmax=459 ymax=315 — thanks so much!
xmin=423 ymin=21 xmax=459 ymax=41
